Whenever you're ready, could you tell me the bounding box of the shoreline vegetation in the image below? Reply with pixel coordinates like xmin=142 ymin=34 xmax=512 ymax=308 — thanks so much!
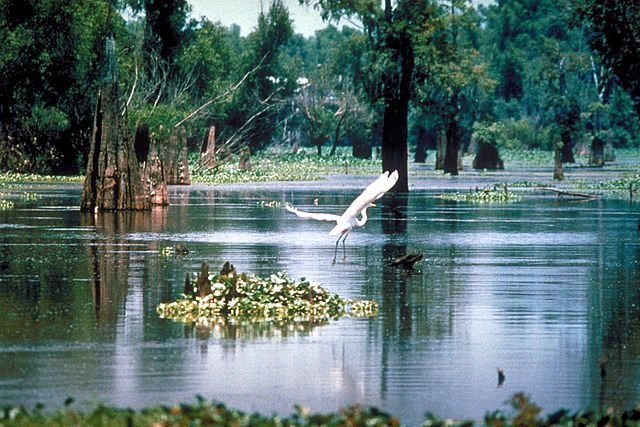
xmin=1 ymin=393 xmax=640 ymax=426
xmin=0 ymin=148 xmax=638 ymax=195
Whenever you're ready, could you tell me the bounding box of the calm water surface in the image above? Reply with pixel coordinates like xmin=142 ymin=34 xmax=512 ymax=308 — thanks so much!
xmin=0 ymin=180 xmax=639 ymax=425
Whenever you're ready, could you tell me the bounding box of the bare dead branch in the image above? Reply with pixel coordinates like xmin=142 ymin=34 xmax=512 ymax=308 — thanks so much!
xmin=196 ymin=87 xmax=284 ymax=170
xmin=174 ymin=55 xmax=268 ymax=128
xmin=123 ymin=58 xmax=139 ymax=116
xmin=539 ymin=187 xmax=598 ymax=199
xmin=220 ymin=89 xmax=283 ymax=148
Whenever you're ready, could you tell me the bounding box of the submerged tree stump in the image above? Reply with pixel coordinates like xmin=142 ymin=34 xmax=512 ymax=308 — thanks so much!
xmin=238 ymin=146 xmax=251 ymax=170
xmin=388 ymin=252 xmax=423 ymax=270
xmin=160 ymin=126 xmax=191 ymax=185
xmin=200 ymin=126 xmax=216 ymax=168
xmin=81 ymin=38 xmax=149 ymax=212
xmin=138 ymin=123 xmax=169 ymax=206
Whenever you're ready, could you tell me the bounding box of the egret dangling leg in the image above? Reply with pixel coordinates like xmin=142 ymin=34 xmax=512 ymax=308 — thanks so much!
xmin=341 ymin=233 xmax=348 ymax=260
xmin=332 ymin=233 xmax=348 ymax=264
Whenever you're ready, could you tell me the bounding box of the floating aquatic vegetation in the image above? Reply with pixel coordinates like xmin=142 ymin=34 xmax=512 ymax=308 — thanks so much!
xmin=0 ymin=172 xmax=82 ymax=183
xmin=160 ymin=246 xmax=175 ymax=256
xmin=160 ymin=243 xmax=189 ymax=257
xmin=589 ymin=173 xmax=640 ymax=194
xmin=440 ymin=186 xmax=521 ymax=203
xmin=157 ymin=262 xmax=378 ymax=324
xmin=190 ymin=149 xmax=380 ymax=184
xmin=20 ymin=191 xmax=40 ymax=201
xmin=257 ymin=200 xmax=282 ymax=208
xmin=0 ymin=199 xmax=14 ymax=210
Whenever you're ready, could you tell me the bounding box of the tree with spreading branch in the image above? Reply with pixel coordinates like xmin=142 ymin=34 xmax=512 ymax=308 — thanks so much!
xmin=302 ymin=0 xmax=438 ymax=192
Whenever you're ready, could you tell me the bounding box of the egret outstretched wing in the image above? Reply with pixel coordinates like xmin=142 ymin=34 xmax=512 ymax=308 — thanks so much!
xmin=341 ymin=170 xmax=399 ymax=219
xmin=285 ymin=205 xmax=341 ymax=222
xmin=285 ymin=170 xmax=399 ymax=263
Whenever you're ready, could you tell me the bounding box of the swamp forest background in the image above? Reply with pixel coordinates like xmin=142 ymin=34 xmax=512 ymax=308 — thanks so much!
xmin=0 ymin=0 xmax=639 ymax=184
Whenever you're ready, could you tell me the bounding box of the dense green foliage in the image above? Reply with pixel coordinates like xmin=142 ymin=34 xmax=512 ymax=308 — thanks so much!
xmin=573 ymin=0 xmax=640 ymax=116
xmin=0 ymin=0 xmax=112 ymax=173
xmin=0 ymin=0 xmax=638 ymax=177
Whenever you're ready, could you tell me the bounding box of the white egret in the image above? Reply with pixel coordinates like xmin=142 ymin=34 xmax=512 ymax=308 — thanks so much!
xmin=286 ymin=170 xmax=399 ymax=263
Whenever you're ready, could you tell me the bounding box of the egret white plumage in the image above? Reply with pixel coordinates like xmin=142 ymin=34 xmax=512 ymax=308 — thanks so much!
xmin=286 ymin=170 xmax=399 ymax=263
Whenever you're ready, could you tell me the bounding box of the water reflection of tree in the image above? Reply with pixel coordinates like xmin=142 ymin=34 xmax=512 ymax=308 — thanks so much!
xmin=181 ymin=318 xmax=330 ymax=341
xmin=379 ymin=197 xmax=409 ymax=395
xmin=0 ymin=235 xmax=82 ymax=341
xmin=380 ymin=197 xmax=461 ymax=340
xmin=376 ymin=196 xmax=465 ymax=397
xmin=81 ymin=210 xmax=168 ymax=327
xmin=588 ymin=227 xmax=640 ymax=413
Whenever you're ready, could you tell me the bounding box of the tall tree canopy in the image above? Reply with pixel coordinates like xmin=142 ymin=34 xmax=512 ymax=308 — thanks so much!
xmin=143 ymin=0 xmax=190 ymax=63
xmin=414 ymin=0 xmax=491 ymax=174
xmin=0 ymin=0 xmax=113 ymax=173
xmin=226 ymin=0 xmax=295 ymax=151
xmin=573 ymin=0 xmax=640 ymax=116
xmin=302 ymin=0 xmax=440 ymax=191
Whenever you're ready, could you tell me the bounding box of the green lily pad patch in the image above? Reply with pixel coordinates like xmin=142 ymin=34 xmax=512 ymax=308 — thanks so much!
xmin=157 ymin=261 xmax=379 ymax=324
xmin=440 ymin=186 xmax=521 ymax=203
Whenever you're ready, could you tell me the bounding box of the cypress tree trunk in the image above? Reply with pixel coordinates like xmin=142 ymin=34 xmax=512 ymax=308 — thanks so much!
xmin=560 ymin=136 xmax=575 ymax=163
xmin=589 ymin=136 xmax=604 ymax=166
xmin=139 ymin=124 xmax=169 ymax=206
xmin=443 ymin=117 xmax=460 ymax=175
xmin=435 ymin=130 xmax=445 ymax=170
xmin=81 ymin=38 xmax=149 ymax=212
xmin=382 ymin=98 xmax=409 ymax=191
xmin=200 ymin=126 xmax=216 ymax=168
xmin=554 ymin=141 xmax=564 ymax=180
xmin=443 ymin=89 xmax=463 ymax=175
xmin=414 ymin=127 xmax=428 ymax=163
xmin=382 ymin=31 xmax=413 ymax=193
xmin=473 ymin=142 xmax=504 ymax=170
xmin=352 ymin=134 xmax=372 ymax=159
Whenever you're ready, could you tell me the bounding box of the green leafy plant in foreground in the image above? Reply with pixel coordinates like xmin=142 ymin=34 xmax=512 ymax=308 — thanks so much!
xmin=157 ymin=262 xmax=379 ymax=324
xmin=2 ymin=393 xmax=640 ymax=426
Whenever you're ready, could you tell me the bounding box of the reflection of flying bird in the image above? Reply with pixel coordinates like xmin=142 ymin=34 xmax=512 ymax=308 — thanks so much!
xmin=286 ymin=170 xmax=399 ymax=263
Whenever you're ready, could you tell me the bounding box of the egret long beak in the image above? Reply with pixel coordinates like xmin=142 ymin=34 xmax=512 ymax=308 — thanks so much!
xmin=369 ymin=203 xmax=376 ymax=207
